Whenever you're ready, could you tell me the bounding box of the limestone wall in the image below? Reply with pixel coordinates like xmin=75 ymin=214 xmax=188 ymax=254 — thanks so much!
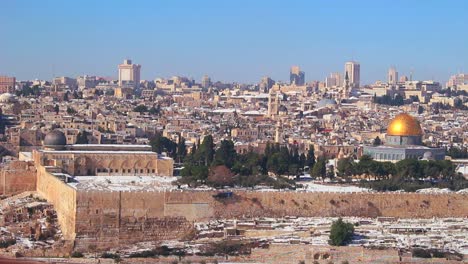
xmin=164 ymin=190 xmax=468 ymax=219
xmin=70 ymin=189 xmax=468 ymax=250
xmin=0 ymin=161 xmax=36 ymax=196
xmin=73 ymin=190 xmax=192 ymax=251
xmin=36 ymin=167 xmax=77 ymax=240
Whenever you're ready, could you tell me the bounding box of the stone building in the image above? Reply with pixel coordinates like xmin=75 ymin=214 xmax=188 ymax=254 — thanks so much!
xmin=33 ymin=130 xmax=173 ymax=177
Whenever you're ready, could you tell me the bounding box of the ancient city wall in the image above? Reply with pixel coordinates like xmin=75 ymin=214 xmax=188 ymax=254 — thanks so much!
xmin=73 ymin=190 xmax=193 ymax=251
xmin=0 ymin=161 xmax=36 ymax=196
xmin=36 ymin=167 xmax=77 ymax=240
xmin=71 ymin=189 xmax=468 ymax=250
xmin=164 ymin=190 xmax=468 ymax=219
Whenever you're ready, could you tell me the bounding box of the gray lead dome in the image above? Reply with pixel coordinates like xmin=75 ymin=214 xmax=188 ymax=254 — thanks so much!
xmin=43 ymin=130 xmax=67 ymax=149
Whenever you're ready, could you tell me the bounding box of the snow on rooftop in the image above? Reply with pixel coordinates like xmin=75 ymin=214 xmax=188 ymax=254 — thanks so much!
xmin=71 ymin=144 xmax=150 ymax=148
xmin=41 ymin=150 xmax=158 ymax=155
xmin=67 ymin=176 xmax=178 ymax=191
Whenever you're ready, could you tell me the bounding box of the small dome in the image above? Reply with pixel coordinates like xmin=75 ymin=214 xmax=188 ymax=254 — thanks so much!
xmin=387 ymin=113 xmax=423 ymax=136
xmin=0 ymin=93 xmax=17 ymax=103
xmin=316 ymin=98 xmax=337 ymax=109
xmin=43 ymin=130 xmax=67 ymax=149
xmin=422 ymin=151 xmax=434 ymax=160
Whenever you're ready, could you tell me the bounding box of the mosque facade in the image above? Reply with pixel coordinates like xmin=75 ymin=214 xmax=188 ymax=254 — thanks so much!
xmin=363 ymin=113 xmax=445 ymax=162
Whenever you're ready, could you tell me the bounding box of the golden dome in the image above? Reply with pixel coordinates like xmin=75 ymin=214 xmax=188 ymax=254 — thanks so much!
xmin=387 ymin=113 xmax=423 ymax=136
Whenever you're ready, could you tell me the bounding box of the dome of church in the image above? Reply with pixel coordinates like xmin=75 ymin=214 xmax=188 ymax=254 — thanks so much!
xmin=43 ymin=130 xmax=67 ymax=149
xmin=0 ymin=93 xmax=17 ymax=103
xmin=316 ymin=98 xmax=337 ymax=108
xmin=387 ymin=113 xmax=423 ymax=136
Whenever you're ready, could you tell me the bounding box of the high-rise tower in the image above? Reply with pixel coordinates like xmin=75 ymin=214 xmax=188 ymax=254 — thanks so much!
xmin=290 ymin=66 xmax=305 ymax=86
xmin=201 ymin=75 xmax=211 ymax=89
xmin=344 ymin=61 xmax=360 ymax=88
xmin=118 ymin=59 xmax=141 ymax=89
xmin=388 ymin=67 xmax=398 ymax=85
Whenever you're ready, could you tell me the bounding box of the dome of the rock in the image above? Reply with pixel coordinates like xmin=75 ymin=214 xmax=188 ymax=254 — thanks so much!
xmin=387 ymin=113 xmax=423 ymax=136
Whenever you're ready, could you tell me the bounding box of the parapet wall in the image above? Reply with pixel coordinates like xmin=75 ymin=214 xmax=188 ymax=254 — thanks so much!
xmin=162 ymin=190 xmax=468 ymax=219
xmin=0 ymin=161 xmax=36 ymax=196
xmin=71 ymin=189 xmax=468 ymax=250
xmin=36 ymin=168 xmax=77 ymax=240
xmin=73 ymin=190 xmax=193 ymax=251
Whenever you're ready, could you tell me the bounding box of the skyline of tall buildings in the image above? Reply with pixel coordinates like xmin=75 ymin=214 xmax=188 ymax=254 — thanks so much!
xmin=2 ymin=60 xmax=467 ymax=94
xmin=447 ymin=73 xmax=468 ymax=88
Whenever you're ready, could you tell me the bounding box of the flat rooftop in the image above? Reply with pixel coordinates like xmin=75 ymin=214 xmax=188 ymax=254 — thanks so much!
xmin=64 ymin=175 xmax=178 ymax=192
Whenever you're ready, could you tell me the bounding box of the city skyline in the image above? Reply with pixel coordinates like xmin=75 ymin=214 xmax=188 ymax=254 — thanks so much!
xmin=1 ymin=0 xmax=468 ymax=83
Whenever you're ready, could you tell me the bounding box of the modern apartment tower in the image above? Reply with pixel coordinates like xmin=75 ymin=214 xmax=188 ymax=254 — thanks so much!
xmin=201 ymin=75 xmax=211 ymax=89
xmin=325 ymin=72 xmax=342 ymax=88
xmin=118 ymin=59 xmax=141 ymax=89
xmin=260 ymin=76 xmax=275 ymax=92
xmin=388 ymin=67 xmax=399 ymax=85
xmin=290 ymin=66 xmax=305 ymax=86
xmin=0 ymin=76 xmax=16 ymax=94
xmin=344 ymin=61 xmax=360 ymax=88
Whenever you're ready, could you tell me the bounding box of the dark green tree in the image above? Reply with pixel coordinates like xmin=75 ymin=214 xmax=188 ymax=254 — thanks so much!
xmin=199 ymin=135 xmax=215 ymax=166
xmin=311 ymin=157 xmax=326 ymax=180
xmin=133 ymin=104 xmax=148 ymax=113
xmin=213 ymin=140 xmax=237 ymax=169
xmin=337 ymin=157 xmax=355 ymax=178
xmin=305 ymin=146 xmax=316 ymax=168
xmin=66 ymin=106 xmax=76 ymax=114
xmin=76 ymin=130 xmax=89 ymax=144
xmin=176 ymin=136 xmax=187 ymax=163
xmin=63 ymin=91 xmax=69 ymax=102
xmin=418 ymin=105 xmax=424 ymax=114
xmin=149 ymin=133 xmax=177 ymax=157
xmin=373 ymin=136 xmax=382 ymax=146
xmin=329 ymin=218 xmax=354 ymax=246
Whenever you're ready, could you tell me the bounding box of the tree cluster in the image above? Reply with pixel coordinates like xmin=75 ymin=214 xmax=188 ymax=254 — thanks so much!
xmin=265 ymin=143 xmax=315 ymax=176
xmin=15 ymin=85 xmax=41 ymax=97
xmin=178 ymin=136 xmax=301 ymax=189
xmin=335 ymin=155 xmax=467 ymax=191
xmin=447 ymin=146 xmax=468 ymax=159
xmin=75 ymin=130 xmax=89 ymax=144
xmin=149 ymin=133 xmax=186 ymax=162
xmin=133 ymin=104 xmax=162 ymax=115
xmin=373 ymin=94 xmax=404 ymax=106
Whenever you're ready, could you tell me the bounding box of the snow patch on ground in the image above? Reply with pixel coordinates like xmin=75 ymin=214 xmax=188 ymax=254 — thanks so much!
xmin=300 ymin=182 xmax=372 ymax=193
xmin=416 ymin=188 xmax=453 ymax=193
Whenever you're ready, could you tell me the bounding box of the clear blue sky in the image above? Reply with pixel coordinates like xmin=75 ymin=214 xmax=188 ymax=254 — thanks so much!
xmin=1 ymin=0 xmax=467 ymax=84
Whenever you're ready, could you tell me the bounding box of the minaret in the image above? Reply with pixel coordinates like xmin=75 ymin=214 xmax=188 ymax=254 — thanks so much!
xmin=342 ymin=71 xmax=350 ymax=99
xmin=275 ymin=120 xmax=282 ymax=144
xmin=268 ymin=85 xmax=280 ymax=118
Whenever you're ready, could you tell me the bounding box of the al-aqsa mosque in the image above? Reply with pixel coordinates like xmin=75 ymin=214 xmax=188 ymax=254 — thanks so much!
xmin=363 ymin=113 xmax=445 ymax=162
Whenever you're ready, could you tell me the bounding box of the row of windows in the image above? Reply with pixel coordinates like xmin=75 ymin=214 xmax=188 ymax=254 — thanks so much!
xmin=374 ymin=153 xmax=404 ymax=160
xmin=96 ymin=168 xmax=156 ymax=174
xmin=374 ymin=152 xmax=425 ymax=160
